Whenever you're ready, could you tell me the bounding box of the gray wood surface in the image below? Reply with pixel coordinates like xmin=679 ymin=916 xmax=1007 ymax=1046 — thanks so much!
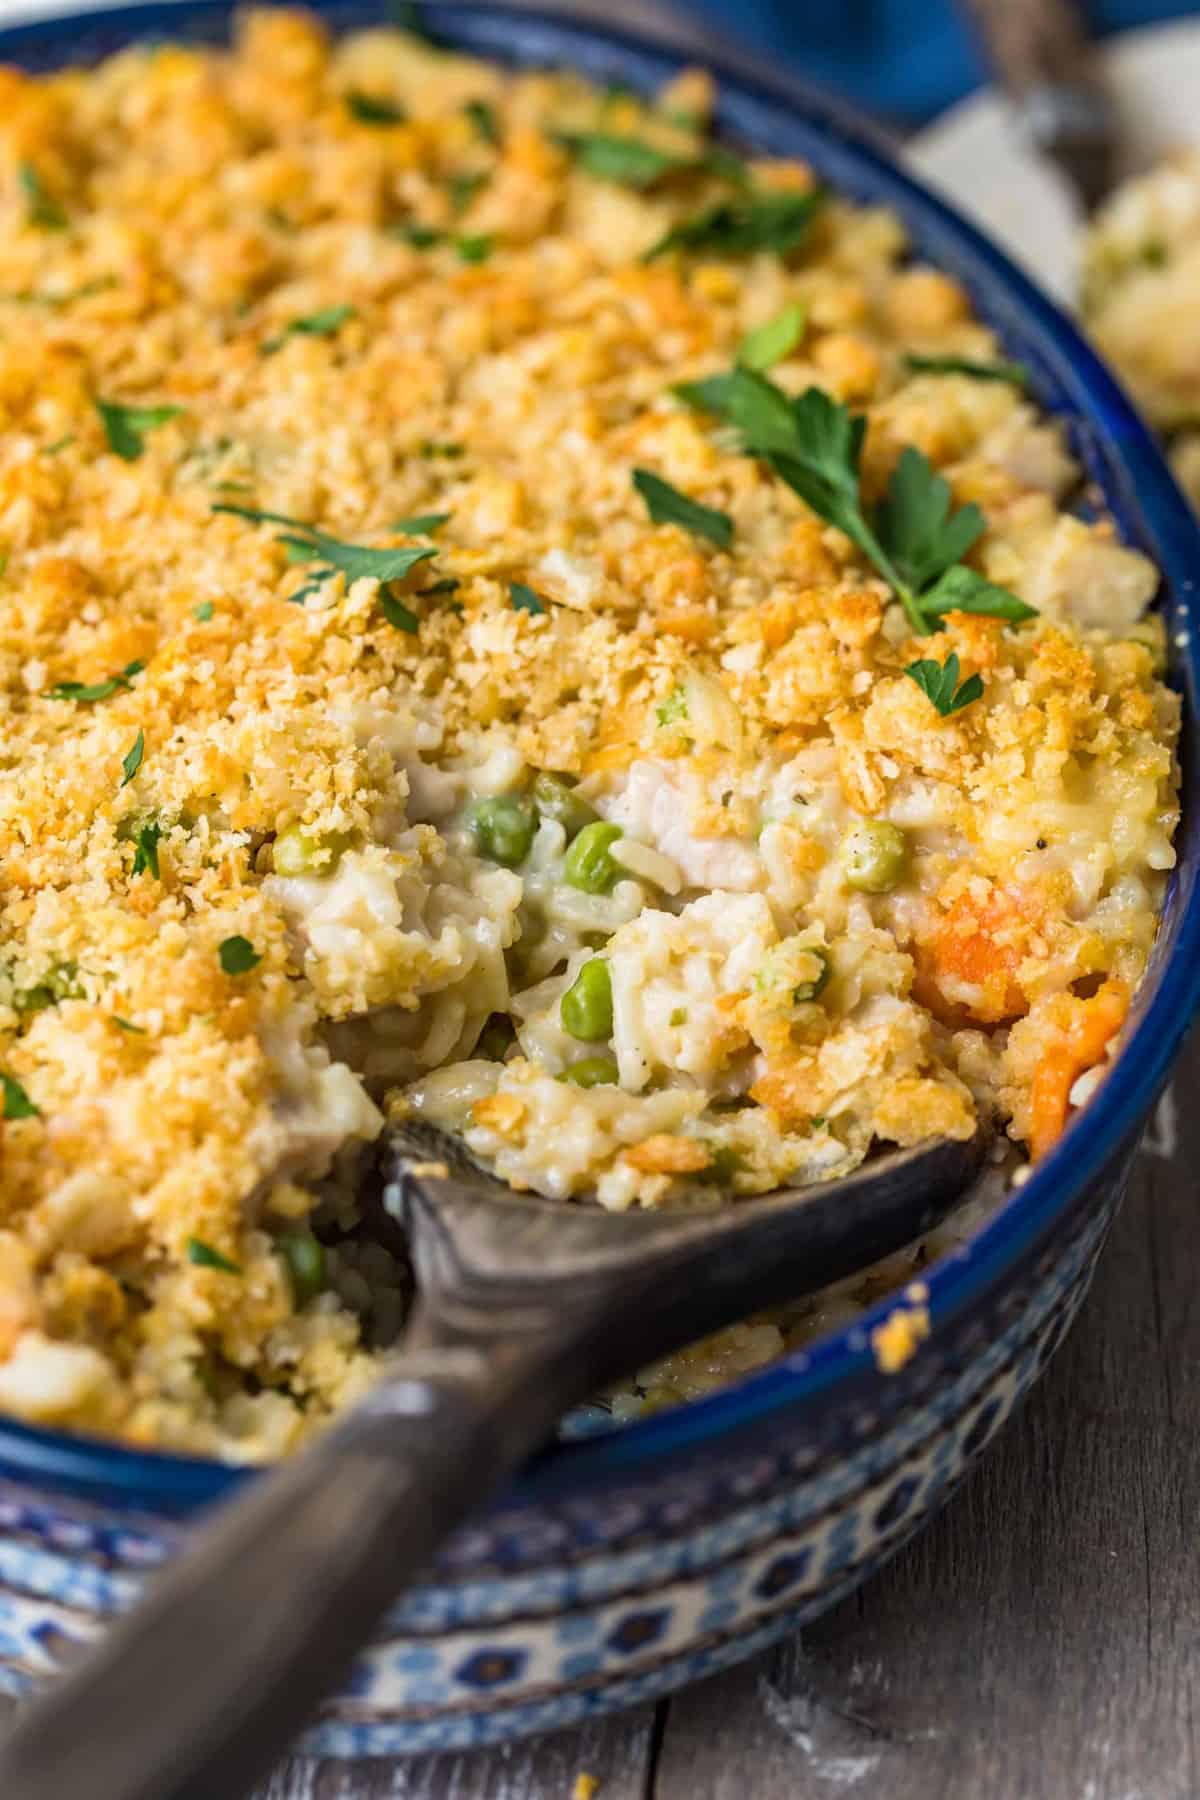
xmin=251 ymin=1029 xmax=1200 ymax=1800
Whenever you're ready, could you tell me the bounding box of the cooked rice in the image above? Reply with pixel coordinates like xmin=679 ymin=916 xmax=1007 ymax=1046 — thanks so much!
xmin=0 ymin=11 xmax=1178 ymax=1458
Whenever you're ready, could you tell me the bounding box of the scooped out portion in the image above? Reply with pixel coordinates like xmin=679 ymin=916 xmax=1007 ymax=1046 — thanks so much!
xmin=0 ymin=11 xmax=1178 ymax=1456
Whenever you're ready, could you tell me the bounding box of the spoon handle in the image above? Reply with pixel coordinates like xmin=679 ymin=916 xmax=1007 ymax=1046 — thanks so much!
xmin=0 ymin=1307 xmax=575 ymax=1800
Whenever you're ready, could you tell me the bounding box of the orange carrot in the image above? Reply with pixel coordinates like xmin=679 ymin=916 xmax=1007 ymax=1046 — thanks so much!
xmin=1029 ymin=980 xmax=1128 ymax=1160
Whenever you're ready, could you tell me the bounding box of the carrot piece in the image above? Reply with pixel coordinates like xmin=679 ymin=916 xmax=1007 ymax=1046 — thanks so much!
xmin=1028 ymin=980 xmax=1128 ymax=1160
xmin=918 ymin=887 xmax=1029 ymax=1025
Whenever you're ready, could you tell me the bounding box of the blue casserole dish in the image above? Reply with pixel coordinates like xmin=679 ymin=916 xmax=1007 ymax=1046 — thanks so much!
xmin=0 ymin=0 xmax=1197 ymax=1756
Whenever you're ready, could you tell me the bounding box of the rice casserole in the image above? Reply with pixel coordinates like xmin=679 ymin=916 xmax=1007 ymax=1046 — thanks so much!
xmin=0 ymin=9 xmax=1179 ymax=1458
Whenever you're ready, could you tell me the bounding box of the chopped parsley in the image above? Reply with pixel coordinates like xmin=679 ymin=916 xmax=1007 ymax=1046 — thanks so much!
xmin=419 ymin=440 xmax=464 ymax=459
xmin=212 ymin=503 xmax=436 ymax=600
xmin=13 ymin=960 xmax=83 ymax=1015
xmin=464 ymin=98 xmax=500 ymax=145
xmin=644 ymin=188 xmax=826 ymax=263
xmin=260 ymin=304 xmax=356 ymax=355
xmin=345 ymin=90 xmax=407 ymax=126
xmin=218 ymin=935 xmax=261 ymax=976
xmin=96 ymin=399 xmax=183 ymax=461
xmin=120 ymin=729 xmax=144 ymax=788
xmin=186 ymin=1237 xmax=241 ymax=1274
xmin=42 ymin=435 xmax=75 ymax=457
xmin=633 ymin=468 xmax=732 ymax=549
xmin=19 ymin=162 xmax=67 ymax=231
xmin=456 ymin=233 xmax=493 ymax=264
xmin=553 ymin=130 xmax=689 ymax=189
xmin=379 ymin=592 xmax=419 ymax=633
xmin=738 ymin=302 xmax=807 ymax=371
xmin=905 ymin=651 xmax=984 ymax=717
xmin=448 ymin=171 xmax=489 ymax=215
xmin=656 ymin=685 xmax=689 ymax=726
xmin=193 ymin=601 xmax=215 ymax=621
xmin=677 ymin=365 xmax=1033 ymax=635
xmin=0 ymin=1071 xmax=38 ymax=1119
xmin=509 ymin=582 xmax=547 ymax=616
xmin=45 ymin=659 xmax=144 ymax=703
xmin=130 ymin=820 xmax=163 ymax=880
xmin=391 ymin=511 xmax=449 ymax=535
xmin=396 ymin=222 xmax=444 ymax=248
xmin=112 ymin=1016 xmax=145 ymax=1034
xmin=903 ymin=352 xmax=1028 ymax=387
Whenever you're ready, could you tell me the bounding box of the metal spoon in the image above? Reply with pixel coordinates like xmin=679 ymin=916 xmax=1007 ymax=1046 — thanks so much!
xmin=0 ymin=1119 xmax=987 ymax=1800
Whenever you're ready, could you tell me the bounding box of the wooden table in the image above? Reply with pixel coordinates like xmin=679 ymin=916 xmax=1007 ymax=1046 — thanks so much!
xmin=249 ymin=1030 xmax=1200 ymax=1799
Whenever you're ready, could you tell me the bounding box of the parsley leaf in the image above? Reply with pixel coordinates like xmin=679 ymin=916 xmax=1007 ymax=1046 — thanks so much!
xmin=396 ymin=223 xmax=444 ymax=249
xmin=45 ymin=659 xmax=144 ymax=703
xmin=905 ymin=651 xmax=984 ymax=717
xmin=193 ymin=601 xmax=214 ymax=621
xmin=112 ymin=1016 xmax=145 ymax=1034
xmin=918 ymin=563 xmax=1038 ymax=624
xmin=465 ymin=98 xmax=500 ymax=145
xmin=873 ymin=448 xmax=985 ymax=596
xmin=509 ymin=582 xmax=547 ymax=615
xmin=738 ymin=302 xmax=806 ymax=372
xmin=96 ymin=400 xmax=182 ymax=461
xmin=656 ymin=685 xmax=688 ymax=725
xmin=390 ymin=511 xmax=449 ymax=535
xmin=19 ymin=162 xmax=67 ymax=231
xmin=456 ymin=233 xmax=493 ymax=264
xmin=218 ymin=935 xmax=261 ymax=976
xmin=680 ymin=365 xmax=1033 ymax=634
xmin=448 ymin=171 xmax=488 ymax=215
xmin=345 ymin=90 xmax=407 ymax=126
xmin=260 ymin=304 xmax=355 ymax=354
xmin=212 ymin=503 xmax=436 ymax=595
xmin=644 ymin=188 xmax=825 ymax=263
xmin=554 ymin=130 xmax=687 ymax=189
xmin=903 ymin=352 xmax=1028 ymax=387
xmin=186 ymin=1237 xmax=241 ymax=1274
xmin=379 ymin=592 xmax=419 ymax=632
xmin=120 ymin=729 xmax=144 ymax=788
xmin=130 ymin=820 xmax=163 ymax=879
xmin=0 ymin=1071 xmax=39 ymax=1119
xmin=632 ymin=468 xmax=733 ymax=549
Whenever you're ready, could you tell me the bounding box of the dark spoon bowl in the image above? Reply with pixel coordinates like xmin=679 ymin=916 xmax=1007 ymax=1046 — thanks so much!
xmin=0 ymin=0 xmax=1196 ymax=1760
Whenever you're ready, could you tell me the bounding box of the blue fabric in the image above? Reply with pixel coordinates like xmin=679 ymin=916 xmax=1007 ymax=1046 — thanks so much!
xmin=687 ymin=0 xmax=1200 ymax=125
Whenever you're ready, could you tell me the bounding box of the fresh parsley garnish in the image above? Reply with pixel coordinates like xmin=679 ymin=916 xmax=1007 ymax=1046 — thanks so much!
xmin=186 ymin=1237 xmax=241 ymax=1274
xmin=0 ymin=1071 xmax=39 ymax=1119
xmin=448 ymin=171 xmax=488 ymax=215
xmin=632 ymin=468 xmax=733 ymax=549
xmin=193 ymin=601 xmax=214 ymax=621
xmin=419 ymin=440 xmax=464 ymax=459
xmin=509 ymin=582 xmax=547 ymax=616
xmin=19 ymin=162 xmax=67 ymax=231
xmin=112 ymin=1016 xmax=145 ymax=1034
xmin=738 ymin=302 xmax=806 ymax=371
xmin=345 ymin=90 xmax=407 ymax=126
xmin=45 ymin=660 xmax=144 ymax=703
xmin=679 ymin=366 xmax=1034 ymax=635
xmin=260 ymin=304 xmax=355 ymax=355
xmin=465 ymin=98 xmax=500 ymax=145
xmin=396 ymin=223 xmax=444 ymax=249
xmin=456 ymin=233 xmax=493 ymax=264
xmin=212 ymin=503 xmax=436 ymax=600
xmin=424 ymin=577 xmax=461 ymax=596
xmin=391 ymin=511 xmax=449 ymax=535
xmin=218 ymin=935 xmax=261 ymax=976
xmin=130 ymin=819 xmax=163 ymax=879
xmin=120 ymin=729 xmax=144 ymax=788
xmin=644 ymin=188 xmax=825 ymax=263
xmin=656 ymin=685 xmax=688 ymax=725
xmin=554 ymin=130 xmax=688 ymax=189
xmin=96 ymin=400 xmax=182 ymax=461
xmin=903 ymin=352 xmax=1028 ymax=388
xmin=905 ymin=651 xmax=984 ymax=717
xmin=379 ymin=592 xmax=419 ymax=633
xmin=42 ymin=435 xmax=74 ymax=457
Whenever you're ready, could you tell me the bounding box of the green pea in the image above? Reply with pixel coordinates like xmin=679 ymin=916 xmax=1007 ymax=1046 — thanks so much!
xmin=793 ymin=948 xmax=830 ymax=1003
xmin=839 ymin=819 xmax=909 ymax=893
xmin=469 ymin=795 xmax=536 ymax=868
xmin=280 ymin=1232 xmax=326 ymax=1307
xmin=532 ymin=771 xmax=598 ymax=841
xmin=558 ymin=1055 xmax=619 ymax=1088
xmin=561 ymin=958 xmax=613 ymax=1041
xmin=563 ymin=820 xmax=623 ymax=893
xmin=273 ymin=826 xmax=351 ymax=877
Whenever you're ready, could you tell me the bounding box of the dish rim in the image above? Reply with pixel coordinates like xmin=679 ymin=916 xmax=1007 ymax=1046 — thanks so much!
xmin=0 ymin=0 xmax=1197 ymax=1514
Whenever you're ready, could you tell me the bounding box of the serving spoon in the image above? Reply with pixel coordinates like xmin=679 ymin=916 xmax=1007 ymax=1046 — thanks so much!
xmin=0 ymin=1117 xmax=987 ymax=1800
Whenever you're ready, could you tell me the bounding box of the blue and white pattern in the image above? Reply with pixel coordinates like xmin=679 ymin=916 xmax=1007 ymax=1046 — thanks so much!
xmin=0 ymin=1191 xmax=1112 ymax=1754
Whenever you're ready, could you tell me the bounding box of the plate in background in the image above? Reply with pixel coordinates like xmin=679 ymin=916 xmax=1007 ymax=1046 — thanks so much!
xmin=909 ymin=19 xmax=1200 ymax=303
